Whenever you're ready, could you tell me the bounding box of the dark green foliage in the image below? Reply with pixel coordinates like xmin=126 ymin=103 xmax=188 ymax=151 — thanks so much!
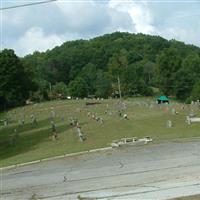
xmin=107 ymin=53 xmax=123 ymax=79
xmin=95 ymin=70 xmax=111 ymax=98
xmin=1 ymin=32 xmax=200 ymax=106
xmin=0 ymin=49 xmax=35 ymax=110
xmin=69 ymin=77 xmax=88 ymax=98
xmin=190 ymin=81 xmax=200 ymax=101
xmin=79 ymin=63 xmax=97 ymax=95
xmin=122 ymin=62 xmax=150 ymax=96
xmin=52 ymin=82 xmax=68 ymax=99
xmin=29 ymin=79 xmax=49 ymax=102
xmin=156 ymin=47 xmax=182 ymax=95
xmin=174 ymin=53 xmax=200 ymax=100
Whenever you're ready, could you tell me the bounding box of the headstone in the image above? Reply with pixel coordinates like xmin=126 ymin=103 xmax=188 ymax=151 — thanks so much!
xmin=87 ymin=112 xmax=91 ymax=117
xmin=99 ymin=117 xmax=104 ymax=124
xmin=69 ymin=118 xmax=74 ymax=126
xmin=189 ymin=111 xmax=195 ymax=118
xmin=14 ymin=128 xmax=19 ymax=138
xmin=4 ymin=119 xmax=8 ymax=126
xmin=186 ymin=116 xmax=191 ymax=125
xmin=122 ymin=102 xmax=127 ymax=110
xmin=166 ymin=120 xmax=172 ymax=128
xmin=172 ymin=108 xmax=176 ymax=115
xmin=19 ymin=118 xmax=25 ymax=126
xmin=11 ymin=129 xmax=19 ymax=145
xmin=30 ymin=114 xmax=37 ymax=125
xmin=123 ymin=114 xmax=128 ymax=120
xmin=76 ymin=127 xmax=86 ymax=142
xmin=92 ymin=114 xmax=96 ymax=119
xmin=50 ymin=110 xmax=56 ymax=119
xmin=108 ymin=111 xmax=112 ymax=116
xmin=51 ymin=121 xmax=58 ymax=140
xmin=19 ymin=113 xmax=25 ymax=125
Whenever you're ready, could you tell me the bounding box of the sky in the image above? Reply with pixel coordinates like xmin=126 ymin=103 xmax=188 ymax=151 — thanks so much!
xmin=1 ymin=0 xmax=200 ymax=56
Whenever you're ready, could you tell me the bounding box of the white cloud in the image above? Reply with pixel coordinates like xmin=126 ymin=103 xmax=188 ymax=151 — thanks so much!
xmin=3 ymin=0 xmax=134 ymax=55
xmin=14 ymin=27 xmax=63 ymax=55
xmin=2 ymin=0 xmax=200 ymax=56
xmin=54 ymin=1 xmax=133 ymax=35
xmin=109 ymin=0 xmax=156 ymax=34
xmin=159 ymin=26 xmax=200 ymax=47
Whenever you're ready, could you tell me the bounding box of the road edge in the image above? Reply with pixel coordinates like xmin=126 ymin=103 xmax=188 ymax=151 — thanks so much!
xmin=0 ymin=147 xmax=112 ymax=171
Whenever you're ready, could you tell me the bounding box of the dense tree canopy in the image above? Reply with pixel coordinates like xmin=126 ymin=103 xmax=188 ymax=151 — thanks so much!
xmin=1 ymin=32 xmax=200 ymax=110
xmin=0 ymin=49 xmax=35 ymax=110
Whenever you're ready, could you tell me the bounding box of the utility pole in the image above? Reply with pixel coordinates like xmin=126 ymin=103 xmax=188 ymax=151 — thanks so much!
xmin=117 ymin=76 xmax=122 ymax=100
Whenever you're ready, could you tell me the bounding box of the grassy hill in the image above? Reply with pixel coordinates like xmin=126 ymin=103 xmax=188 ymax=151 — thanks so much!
xmin=1 ymin=98 xmax=200 ymax=167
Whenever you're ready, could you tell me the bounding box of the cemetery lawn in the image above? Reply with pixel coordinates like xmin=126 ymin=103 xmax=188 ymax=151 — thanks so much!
xmin=171 ymin=195 xmax=200 ymax=200
xmin=1 ymin=98 xmax=200 ymax=167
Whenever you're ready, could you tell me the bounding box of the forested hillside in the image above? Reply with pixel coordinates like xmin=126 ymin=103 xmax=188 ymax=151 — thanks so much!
xmin=1 ymin=32 xmax=200 ymax=110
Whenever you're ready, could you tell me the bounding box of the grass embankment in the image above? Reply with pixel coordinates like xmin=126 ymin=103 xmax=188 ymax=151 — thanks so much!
xmin=0 ymin=98 xmax=200 ymax=167
xmin=171 ymin=195 xmax=200 ymax=200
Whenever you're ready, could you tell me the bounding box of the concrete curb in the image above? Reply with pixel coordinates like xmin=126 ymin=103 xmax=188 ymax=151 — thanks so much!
xmin=0 ymin=147 xmax=112 ymax=171
xmin=2 ymin=137 xmax=200 ymax=171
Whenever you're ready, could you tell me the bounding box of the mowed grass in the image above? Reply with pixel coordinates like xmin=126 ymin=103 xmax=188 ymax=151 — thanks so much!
xmin=0 ymin=98 xmax=200 ymax=167
xmin=171 ymin=195 xmax=200 ymax=200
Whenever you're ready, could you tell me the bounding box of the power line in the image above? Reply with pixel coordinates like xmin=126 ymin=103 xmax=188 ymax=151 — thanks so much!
xmin=0 ymin=0 xmax=57 ymax=10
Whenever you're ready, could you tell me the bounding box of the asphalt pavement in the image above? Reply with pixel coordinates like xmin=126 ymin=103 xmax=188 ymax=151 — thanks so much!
xmin=1 ymin=140 xmax=200 ymax=200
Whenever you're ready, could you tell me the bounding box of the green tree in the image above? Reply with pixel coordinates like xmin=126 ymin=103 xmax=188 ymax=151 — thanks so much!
xmin=190 ymin=81 xmax=200 ymax=101
xmin=107 ymin=54 xmax=122 ymax=79
xmin=118 ymin=49 xmax=128 ymax=68
xmin=122 ymin=63 xmax=147 ymax=96
xmin=68 ymin=77 xmax=88 ymax=98
xmin=30 ymin=79 xmax=49 ymax=102
xmin=156 ymin=47 xmax=182 ymax=95
xmin=175 ymin=54 xmax=200 ymax=100
xmin=95 ymin=70 xmax=111 ymax=98
xmin=143 ymin=61 xmax=156 ymax=85
xmin=79 ymin=63 xmax=97 ymax=95
xmin=19 ymin=32 xmax=200 ymax=101
xmin=0 ymin=49 xmax=34 ymax=110
xmin=52 ymin=82 xmax=68 ymax=99
xmin=128 ymin=50 xmax=143 ymax=64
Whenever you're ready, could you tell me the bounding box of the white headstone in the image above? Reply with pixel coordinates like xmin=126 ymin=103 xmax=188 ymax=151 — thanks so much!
xmin=167 ymin=120 xmax=172 ymax=128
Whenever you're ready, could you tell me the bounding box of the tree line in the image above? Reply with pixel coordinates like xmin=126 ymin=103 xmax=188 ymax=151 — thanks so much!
xmin=1 ymin=32 xmax=200 ymax=110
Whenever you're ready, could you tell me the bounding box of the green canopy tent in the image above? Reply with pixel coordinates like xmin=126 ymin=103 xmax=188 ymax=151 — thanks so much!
xmin=157 ymin=95 xmax=169 ymax=104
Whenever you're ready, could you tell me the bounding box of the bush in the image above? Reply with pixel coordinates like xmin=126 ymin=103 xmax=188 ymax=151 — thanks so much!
xmin=190 ymin=81 xmax=200 ymax=101
xmin=30 ymin=91 xmax=47 ymax=102
xmin=68 ymin=77 xmax=88 ymax=98
xmin=143 ymin=87 xmax=154 ymax=96
xmin=52 ymin=82 xmax=68 ymax=99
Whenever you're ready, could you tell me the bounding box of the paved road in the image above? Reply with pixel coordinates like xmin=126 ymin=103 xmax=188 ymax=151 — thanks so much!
xmin=1 ymin=140 xmax=200 ymax=200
